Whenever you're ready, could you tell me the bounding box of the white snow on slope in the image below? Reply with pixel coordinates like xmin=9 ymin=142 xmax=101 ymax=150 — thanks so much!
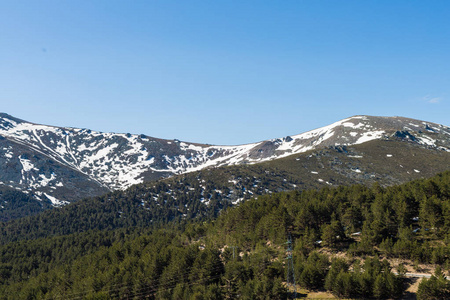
xmin=44 ymin=193 xmax=69 ymax=206
xmin=418 ymin=136 xmax=436 ymax=146
xmin=1 ymin=115 xmax=449 ymax=195
xmin=19 ymin=157 xmax=38 ymax=172
xmin=356 ymin=131 xmax=385 ymax=144
xmin=38 ymin=173 xmax=56 ymax=187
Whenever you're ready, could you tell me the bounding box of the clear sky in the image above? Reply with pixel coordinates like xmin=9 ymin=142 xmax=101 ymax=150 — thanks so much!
xmin=1 ymin=1 xmax=449 ymax=145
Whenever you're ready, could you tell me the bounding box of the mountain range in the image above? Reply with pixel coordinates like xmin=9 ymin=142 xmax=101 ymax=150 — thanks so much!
xmin=0 ymin=113 xmax=449 ymax=213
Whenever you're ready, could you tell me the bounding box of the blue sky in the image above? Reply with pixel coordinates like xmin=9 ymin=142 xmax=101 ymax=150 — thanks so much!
xmin=1 ymin=1 xmax=449 ymax=145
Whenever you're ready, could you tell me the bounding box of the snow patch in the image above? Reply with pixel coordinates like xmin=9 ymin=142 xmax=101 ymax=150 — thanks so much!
xmin=418 ymin=136 xmax=436 ymax=146
xmin=19 ymin=157 xmax=38 ymax=172
xmin=38 ymin=173 xmax=56 ymax=187
xmin=355 ymin=130 xmax=385 ymax=144
xmin=44 ymin=193 xmax=69 ymax=206
xmin=343 ymin=122 xmax=365 ymax=129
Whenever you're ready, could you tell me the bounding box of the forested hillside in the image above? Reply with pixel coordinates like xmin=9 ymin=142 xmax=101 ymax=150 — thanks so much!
xmin=0 ymin=171 xmax=449 ymax=299
xmin=2 ymin=139 xmax=449 ymax=244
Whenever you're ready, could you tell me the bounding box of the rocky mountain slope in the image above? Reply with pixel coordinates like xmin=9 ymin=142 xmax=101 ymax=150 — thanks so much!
xmin=0 ymin=113 xmax=449 ymax=206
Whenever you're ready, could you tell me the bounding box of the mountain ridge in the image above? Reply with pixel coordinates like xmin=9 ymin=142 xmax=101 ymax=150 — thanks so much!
xmin=0 ymin=113 xmax=448 ymax=207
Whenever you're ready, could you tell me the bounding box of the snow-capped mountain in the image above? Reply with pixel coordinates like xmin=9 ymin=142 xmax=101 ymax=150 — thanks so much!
xmin=0 ymin=113 xmax=449 ymax=205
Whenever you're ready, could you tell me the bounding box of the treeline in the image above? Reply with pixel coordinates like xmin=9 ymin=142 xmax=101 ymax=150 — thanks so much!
xmin=0 ymin=163 xmax=298 ymax=245
xmin=0 ymin=171 xmax=449 ymax=298
xmin=0 ymin=188 xmax=52 ymax=222
xmin=2 ymin=141 xmax=447 ymax=243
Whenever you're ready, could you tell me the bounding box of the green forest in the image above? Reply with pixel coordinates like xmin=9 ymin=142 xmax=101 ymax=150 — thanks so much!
xmin=1 ymin=171 xmax=449 ymax=299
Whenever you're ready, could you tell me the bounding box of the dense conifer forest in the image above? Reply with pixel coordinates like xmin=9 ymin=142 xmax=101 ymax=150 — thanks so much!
xmin=0 ymin=171 xmax=449 ymax=299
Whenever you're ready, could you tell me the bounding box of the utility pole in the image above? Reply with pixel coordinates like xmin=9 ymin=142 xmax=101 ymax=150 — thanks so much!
xmin=229 ymin=246 xmax=238 ymax=260
xmin=286 ymin=233 xmax=297 ymax=299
